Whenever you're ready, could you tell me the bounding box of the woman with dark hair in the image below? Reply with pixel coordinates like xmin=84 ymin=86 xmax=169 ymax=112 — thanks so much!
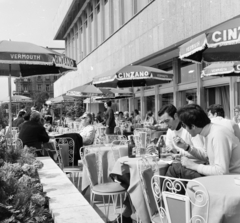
xmin=104 ymin=101 xmax=116 ymax=134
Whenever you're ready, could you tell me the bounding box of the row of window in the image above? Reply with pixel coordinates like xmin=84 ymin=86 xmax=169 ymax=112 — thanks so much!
xmin=17 ymin=84 xmax=52 ymax=92
xmin=66 ymin=0 xmax=154 ymax=62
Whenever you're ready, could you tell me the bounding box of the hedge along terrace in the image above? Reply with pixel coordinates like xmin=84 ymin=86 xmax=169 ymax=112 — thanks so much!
xmin=0 ymin=140 xmax=53 ymax=223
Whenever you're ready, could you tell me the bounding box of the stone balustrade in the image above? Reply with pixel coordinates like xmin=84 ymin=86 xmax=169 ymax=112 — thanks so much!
xmin=37 ymin=157 xmax=104 ymax=223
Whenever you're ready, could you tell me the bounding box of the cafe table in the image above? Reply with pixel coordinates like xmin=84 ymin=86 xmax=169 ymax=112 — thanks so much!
xmin=81 ymin=144 xmax=128 ymax=192
xmin=110 ymin=156 xmax=170 ymax=223
xmin=187 ymin=175 xmax=240 ymax=223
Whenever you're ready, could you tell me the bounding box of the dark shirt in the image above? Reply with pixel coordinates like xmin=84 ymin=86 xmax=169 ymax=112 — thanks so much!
xmin=105 ymin=107 xmax=116 ymax=127
xmin=18 ymin=120 xmax=49 ymax=149
xmin=12 ymin=117 xmax=24 ymax=128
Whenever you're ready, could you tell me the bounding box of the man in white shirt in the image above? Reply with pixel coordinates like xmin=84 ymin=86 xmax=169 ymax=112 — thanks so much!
xmin=174 ymin=104 xmax=240 ymax=177
xmin=207 ymin=104 xmax=240 ymax=141
xmin=158 ymin=104 xmax=204 ymax=156
xmin=158 ymin=104 xmax=205 ymax=179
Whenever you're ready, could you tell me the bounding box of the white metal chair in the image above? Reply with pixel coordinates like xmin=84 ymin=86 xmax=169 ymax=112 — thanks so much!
xmin=138 ymin=157 xmax=160 ymax=223
xmin=151 ymin=175 xmax=209 ymax=223
xmin=84 ymin=152 xmax=127 ymax=222
xmin=55 ymin=137 xmax=82 ymax=189
xmin=94 ymin=126 xmax=107 ymax=144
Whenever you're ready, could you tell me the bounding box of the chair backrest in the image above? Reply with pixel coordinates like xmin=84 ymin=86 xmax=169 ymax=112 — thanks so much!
xmin=84 ymin=153 xmax=98 ymax=187
xmin=151 ymin=175 xmax=209 ymax=223
xmin=59 ymin=144 xmax=70 ymax=168
xmin=138 ymin=158 xmax=158 ymax=220
xmin=111 ymin=141 xmax=128 ymax=162
xmin=80 ymin=144 xmax=104 ymax=183
xmin=15 ymin=138 xmax=23 ymax=150
xmin=94 ymin=126 xmax=106 ymax=144
xmin=55 ymin=137 xmax=75 ymax=167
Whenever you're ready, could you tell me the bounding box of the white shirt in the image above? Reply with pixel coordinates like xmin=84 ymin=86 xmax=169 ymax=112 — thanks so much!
xmin=78 ymin=125 xmax=95 ymax=145
xmin=165 ymin=127 xmax=204 ymax=160
xmin=211 ymin=116 xmax=240 ymax=141
xmin=189 ymin=123 xmax=240 ymax=175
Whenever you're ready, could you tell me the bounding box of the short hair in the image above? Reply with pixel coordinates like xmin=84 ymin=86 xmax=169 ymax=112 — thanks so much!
xmin=86 ymin=113 xmax=93 ymax=124
xmin=18 ymin=111 xmax=26 ymax=117
xmin=134 ymin=109 xmax=139 ymax=115
xmin=23 ymin=113 xmax=30 ymax=121
xmin=146 ymin=111 xmax=153 ymax=117
xmin=177 ymin=104 xmax=211 ymax=128
xmin=207 ymin=104 xmax=225 ymax=118
xmin=187 ymin=95 xmax=193 ymax=101
xmin=30 ymin=111 xmax=41 ymax=122
xmin=106 ymin=101 xmax=112 ymax=107
xmin=158 ymin=104 xmax=176 ymax=119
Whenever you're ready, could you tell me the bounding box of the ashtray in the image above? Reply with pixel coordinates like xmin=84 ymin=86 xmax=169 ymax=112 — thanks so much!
xmin=234 ymin=177 xmax=240 ymax=186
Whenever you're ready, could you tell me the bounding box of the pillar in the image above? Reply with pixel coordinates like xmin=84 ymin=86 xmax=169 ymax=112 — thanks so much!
xmin=172 ymin=58 xmax=180 ymax=108
xmin=196 ymin=64 xmax=204 ymax=107
xmin=154 ymin=85 xmax=161 ymax=120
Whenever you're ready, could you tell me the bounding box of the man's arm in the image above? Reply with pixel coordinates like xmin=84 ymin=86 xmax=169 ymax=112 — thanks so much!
xmin=39 ymin=126 xmax=49 ymax=143
xmin=196 ymin=134 xmax=232 ymax=175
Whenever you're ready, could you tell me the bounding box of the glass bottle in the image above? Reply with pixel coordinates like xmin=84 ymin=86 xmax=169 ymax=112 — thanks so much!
xmin=128 ymin=136 xmax=136 ymax=158
xmin=156 ymin=135 xmax=166 ymax=158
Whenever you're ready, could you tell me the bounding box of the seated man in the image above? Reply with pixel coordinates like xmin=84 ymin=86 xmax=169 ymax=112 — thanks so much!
xmin=170 ymin=104 xmax=240 ymax=178
xmin=158 ymin=104 xmax=204 ymax=158
xmin=207 ymin=104 xmax=240 ymax=141
xmin=78 ymin=113 xmax=95 ymax=145
xmin=18 ymin=111 xmax=49 ymax=154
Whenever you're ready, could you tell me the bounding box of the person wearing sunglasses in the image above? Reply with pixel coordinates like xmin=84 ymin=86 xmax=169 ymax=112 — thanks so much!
xmin=78 ymin=113 xmax=95 ymax=145
xmin=172 ymin=104 xmax=240 ymax=178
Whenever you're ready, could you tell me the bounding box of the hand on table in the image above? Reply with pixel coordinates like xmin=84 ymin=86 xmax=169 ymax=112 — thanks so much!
xmin=181 ymin=156 xmax=198 ymax=171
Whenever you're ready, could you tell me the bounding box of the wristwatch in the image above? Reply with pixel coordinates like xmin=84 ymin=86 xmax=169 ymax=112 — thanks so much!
xmin=185 ymin=144 xmax=190 ymax=152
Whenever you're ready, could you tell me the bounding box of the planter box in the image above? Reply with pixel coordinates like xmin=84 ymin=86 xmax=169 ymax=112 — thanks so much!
xmin=37 ymin=157 xmax=104 ymax=223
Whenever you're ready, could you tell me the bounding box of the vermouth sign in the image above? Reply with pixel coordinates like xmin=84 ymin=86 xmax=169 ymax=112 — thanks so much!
xmin=117 ymin=71 xmax=153 ymax=79
xmin=8 ymin=53 xmax=75 ymax=68
xmin=53 ymin=55 xmax=75 ymax=68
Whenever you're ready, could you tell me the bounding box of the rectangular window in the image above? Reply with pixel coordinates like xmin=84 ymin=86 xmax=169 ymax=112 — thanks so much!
xmin=38 ymin=84 xmax=41 ymax=91
xmin=180 ymin=61 xmax=197 ymax=84
xmin=46 ymin=84 xmax=50 ymax=91
xmin=54 ymin=76 xmax=58 ymax=80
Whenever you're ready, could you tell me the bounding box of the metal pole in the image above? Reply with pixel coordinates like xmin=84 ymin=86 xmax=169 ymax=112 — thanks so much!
xmin=8 ymin=64 xmax=12 ymax=131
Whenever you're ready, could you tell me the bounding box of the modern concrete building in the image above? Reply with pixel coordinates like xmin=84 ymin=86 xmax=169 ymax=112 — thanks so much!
xmin=53 ymin=0 xmax=240 ymax=119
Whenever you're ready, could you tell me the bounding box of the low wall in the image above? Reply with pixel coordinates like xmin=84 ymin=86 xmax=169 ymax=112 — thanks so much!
xmin=37 ymin=157 xmax=104 ymax=223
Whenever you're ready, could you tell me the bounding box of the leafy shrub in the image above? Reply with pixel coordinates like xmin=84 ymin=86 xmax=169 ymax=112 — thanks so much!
xmin=0 ymin=145 xmax=53 ymax=223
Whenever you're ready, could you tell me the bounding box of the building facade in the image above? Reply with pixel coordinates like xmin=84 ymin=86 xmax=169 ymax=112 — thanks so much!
xmin=53 ymin=0 xmax=240 ymax=119
xmin=14 ymin=75 xmax=60 ymax=99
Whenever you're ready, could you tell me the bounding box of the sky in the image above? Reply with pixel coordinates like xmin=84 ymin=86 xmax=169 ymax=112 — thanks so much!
xmin=0 ymin=0 xmax=64 ymax=101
